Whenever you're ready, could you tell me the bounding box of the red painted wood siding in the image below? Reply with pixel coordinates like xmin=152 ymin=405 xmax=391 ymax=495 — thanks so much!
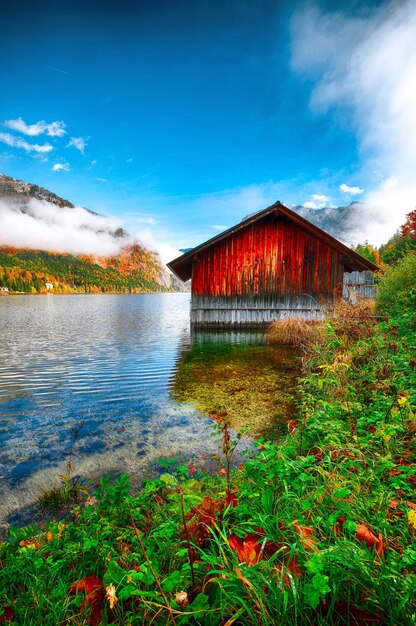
xmin=192 ymin=214 xmax=343 ymax=299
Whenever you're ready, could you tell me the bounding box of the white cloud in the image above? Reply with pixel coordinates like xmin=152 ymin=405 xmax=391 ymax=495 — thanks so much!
xmin=136 ymin=216 xmax=156 ymax=225
xmin=0 ymin=132 xmax=53 ymax=154
xmin=340 ymin=184 xmax=364 ymax=195
xmin=67 ymin=136 xmax=87 ymax=154
xmin=291 ymin=0 xmax=416 ymax=244
xmin=96 ymin=177 xmax=108 ymax=183
xmin=4 ymin=117 xmax=66 ymax=137
xmin=211 ymin=224 xmax=227 ymax=231
xmin=131 ymin=227 xmax=181 ymax=266
xmin=126 ymin=158 xmax=133 ymax=163
xmin=0 ymin=198 xmax=126 ymax=256
xmin=304 ymin=193 xmax=330 ymax=209
xmin=121 ymin=213 xmax=157 ymax=228
xmin=52 ymin=162 xmax=70 ymax=172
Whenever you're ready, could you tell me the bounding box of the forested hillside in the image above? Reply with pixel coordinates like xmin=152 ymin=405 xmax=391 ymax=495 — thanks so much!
xmin=0 ymin=244 xmax=180 ymax=294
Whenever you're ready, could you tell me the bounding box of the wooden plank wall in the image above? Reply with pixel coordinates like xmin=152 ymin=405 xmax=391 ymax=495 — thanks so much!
xmin=192 ymin=215 xmax=342 ymax=300
xmin=191 ymin=295 xmax=325 ymax=327
xmin=343 ymin=271 xmax=377 ymax=300
xmin=190 ymin=214 xmax=345 ymax=326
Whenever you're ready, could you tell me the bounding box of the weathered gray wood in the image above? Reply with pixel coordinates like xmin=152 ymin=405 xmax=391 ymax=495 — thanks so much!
xmin=343 ymin=271 xmax=377 ymax=300
xmin=191 ymin=294 xmax=326 ymax=327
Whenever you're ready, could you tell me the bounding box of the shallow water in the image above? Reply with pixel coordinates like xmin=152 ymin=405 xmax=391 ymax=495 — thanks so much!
xmin=0 ymin=294 xmax=296 ymax=524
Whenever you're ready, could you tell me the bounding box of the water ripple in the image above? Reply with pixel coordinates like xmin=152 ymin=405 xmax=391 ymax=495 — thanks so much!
xmin=0 ymin=294 xmax=285 ymax=525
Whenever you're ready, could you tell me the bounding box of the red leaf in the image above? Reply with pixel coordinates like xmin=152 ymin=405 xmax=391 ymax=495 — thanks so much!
xmin=185 ymin=496 xmax=225 ymax=546
xmin=228 ymin=533 xmax=262 ymax=565
xmin=69 ymin=575 xmax=103 ymax=595
xmin=187 ymin=464 xmax=197 ymax=477
xmin=293 ymin=523 xmax=317 ymax=551
xmin=356 ymin=524 xmax=386 ymax=557
xmin=69 ymin=576 xmax=105 ymax=626
xmin=274 ymin=555 xmax=302 ymax=586
xmin=0 ymin=607 xmax=15 ymax=623
xmin=287 ymin=420 xmax=297 ymax=434
xmin=252 ymin=527 xmax=282 ymax=556
xmin=286 ymin=555 xmax=302 ymax=578
xmin=225 ymin=493 xmax=238 ymax=508
xmin=332 ymin=516 xmax=346 ymax=536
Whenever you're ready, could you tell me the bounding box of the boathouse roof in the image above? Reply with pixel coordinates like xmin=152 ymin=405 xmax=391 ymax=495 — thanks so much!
xmin=167 ymin=201 xmax=379 ymax=282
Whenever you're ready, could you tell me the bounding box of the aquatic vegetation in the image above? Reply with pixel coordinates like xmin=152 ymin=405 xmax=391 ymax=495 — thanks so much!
xmin=173 ymin=340 xmax=298 ymax=437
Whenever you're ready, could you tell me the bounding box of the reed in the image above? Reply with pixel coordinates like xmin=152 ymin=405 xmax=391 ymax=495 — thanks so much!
xmin=267 ymin=317 xmax=324 ymax=348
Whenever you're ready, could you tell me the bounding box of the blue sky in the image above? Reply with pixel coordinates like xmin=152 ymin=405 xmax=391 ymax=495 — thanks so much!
xmin=1 ymin=0 xmax=415 ymax=257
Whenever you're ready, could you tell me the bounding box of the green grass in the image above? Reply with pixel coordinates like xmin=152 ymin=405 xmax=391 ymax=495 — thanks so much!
xmin=1 ymin=259 xmax=415 ymax=624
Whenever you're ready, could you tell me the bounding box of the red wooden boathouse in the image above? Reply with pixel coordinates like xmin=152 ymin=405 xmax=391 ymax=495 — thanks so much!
xmin=167 ymin=201 xmax=378 ymax=327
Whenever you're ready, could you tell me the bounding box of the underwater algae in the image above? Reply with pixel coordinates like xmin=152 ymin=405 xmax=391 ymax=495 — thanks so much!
xmin=172 ymin=338 xmax=298 ymax=438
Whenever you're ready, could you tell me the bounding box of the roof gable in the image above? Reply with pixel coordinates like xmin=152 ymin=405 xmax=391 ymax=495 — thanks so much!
xmin=167 ymin=201 xmax=379 ymax=282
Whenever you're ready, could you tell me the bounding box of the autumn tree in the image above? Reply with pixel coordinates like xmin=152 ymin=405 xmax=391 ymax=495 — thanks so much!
xmin=401 ymin=208 xmax=416 ymax=239
xmin=380 ymin=208 xmax=416 ymax=266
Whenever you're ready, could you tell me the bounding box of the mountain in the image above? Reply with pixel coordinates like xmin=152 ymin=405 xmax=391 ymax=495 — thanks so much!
xmin=0 ymin=172 xmax=128 ymax=240
xmin=0 ymin=173 xmax=187 ymax=294
xmin=291 ymin=202 xmax=368 ymax=244
xmin=0 ymin=172 xmax=74 ymax=208
xmin=243 ymin=201 xmax=370 ymax=246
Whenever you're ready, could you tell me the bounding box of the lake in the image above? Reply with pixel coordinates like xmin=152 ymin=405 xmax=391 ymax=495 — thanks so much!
xmin=0 ymin=294 xmax=297 ymax=525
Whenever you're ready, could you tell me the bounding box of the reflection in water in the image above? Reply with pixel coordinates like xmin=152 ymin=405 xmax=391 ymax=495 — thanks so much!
xmin=172 ymin=330 xmax=298 ymax=438
xmin=0 ymin=295 xmax=297 ymax=525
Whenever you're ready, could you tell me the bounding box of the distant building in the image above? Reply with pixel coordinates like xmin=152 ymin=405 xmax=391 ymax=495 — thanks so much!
xmin=45 ymin=283 xmax=54 ymax=290
xmin=168 ymin=201 xmax=378 ymax=327
xmin=0 ymin=287 xmax=9 ymax=294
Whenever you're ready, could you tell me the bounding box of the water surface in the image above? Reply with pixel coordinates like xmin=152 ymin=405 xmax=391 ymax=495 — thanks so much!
xmin=0 ymin=294 xmax=296 ymax=524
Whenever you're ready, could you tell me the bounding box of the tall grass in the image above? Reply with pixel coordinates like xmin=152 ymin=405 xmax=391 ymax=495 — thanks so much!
xmin=267 ymin=317 xmax=324 ymax=348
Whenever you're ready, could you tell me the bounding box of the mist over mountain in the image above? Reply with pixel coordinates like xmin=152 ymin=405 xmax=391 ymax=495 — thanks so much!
xmin=0 ymin=173 xmax=129 ymax=255
xmin=291 ymin=202 xmax=371 ymax=245
xmin=0 ymin=173 xmax=186 ymax=293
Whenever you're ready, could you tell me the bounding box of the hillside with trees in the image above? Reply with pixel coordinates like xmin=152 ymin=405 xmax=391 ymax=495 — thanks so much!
xmin=0 ymin=244 xmax=183 ymax=294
